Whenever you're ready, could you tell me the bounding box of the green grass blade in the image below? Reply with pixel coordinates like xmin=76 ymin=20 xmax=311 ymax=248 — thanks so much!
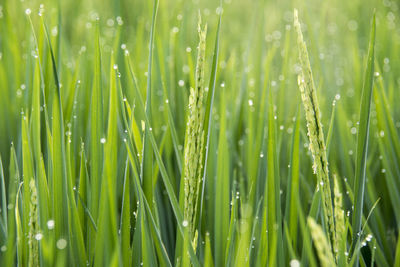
xmin=121 ymin=159 xmax=131 ymax=267
xmin=2 ymin=146 xmax=19 ymax=266
xmin=351 ymin=13 xmax=376 ymax=261
xmin=125 ymin=54 xmax=200 ymax=267
xmin=42 ymin=17 xmax=69 ymax=243
xmin=0 ymin=157 xmax=7 ymax=238
xmin=89 ymin=19 xmax=104 ymax=226
xmin=141 ymin=0 xmax=159 ymax=209
xmin=214 ymin=89 xmax=229 ymax=267
xmin=21 ymin=114 xmax=34 ymax=266
xmin=286 ymin=107 xmax=301 ymax=248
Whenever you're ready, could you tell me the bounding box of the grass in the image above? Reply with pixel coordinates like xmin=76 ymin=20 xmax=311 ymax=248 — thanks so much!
xmin=0 ymin=0 xmax=399 ymax=266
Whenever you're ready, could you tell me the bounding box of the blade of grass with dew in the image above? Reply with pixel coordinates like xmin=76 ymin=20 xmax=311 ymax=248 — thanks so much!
xmin=214 ymin=88 xmax=229 ymax=267
xmin=89 ymin=18 xmax=104 ymax=229
xmin=326 ymin=97 xmax=337 ymax=157
xmin=77 ymin=143 xmax=90 ymax=244
xmin=376 ymin=76 xmax=400 ymax=168
xmin=351 ymin=13 xmax=376 ymax=263
xmin=234 ymin=202 xmax=251 ymax=267
xmin=0 ymin=157 xmax=6 ymax=242
xmin=119 ymin=60 xmax=174 ymax=267
xmin=158 ymin=69 xmax=183 ymax=174
xmin=248 ymin=199 xmax=263 ymax=264
xmin=204 ymin=232 xmax=214 ymax=267
xmin=343 ymin=172 xmax=391 ymax=267
xmin=125 ymin=49 xmax=201 ymax=267
xmin=94 ymin=55 xmax=120 ymax=266
xmin=41 ymin=16 xmax=69 ymax=244
xmin=128 ymin=147 xmax=159 ymax=267
xmin=65 ymin=135 xmax=87 ymax=266
xmin=285 ymin=107 xmax=301 ymax=249
xmin=258 ymin=90 xmax=273 ymax=266
xmin=349 ymin=198 xmax=381 ymax=266
xmin=141 ymin=0 xmax=159 ymax=209
xmin=21 ymin=113 xmax=33 ymax=266
xmin=31 ymin=57 xmax=51 ymax=252
xmin=37 ymin=154 xmax=53 ymax=265
xmin=15 ymin=182 xmax=24 ymax=266
xmin=120 ymin=159 xmax=131 ymax=267
xmin=141 ymin=182 xmax=174 ymax=267
xmin=250 ymin=46 xmax=276 ymax=206
xmin=224 ymin=190 xmax=237 ymax=266
xmin=2 ymin=146 xmax=19 ymax=266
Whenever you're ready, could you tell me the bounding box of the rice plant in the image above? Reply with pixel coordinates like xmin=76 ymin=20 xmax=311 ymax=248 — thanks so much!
xmin=0 ymin=0 xmax=399 ymax=266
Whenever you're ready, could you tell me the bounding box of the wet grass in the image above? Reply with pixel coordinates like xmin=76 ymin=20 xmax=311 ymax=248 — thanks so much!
xmin=0 ymin=0 xmax=399 ymax=266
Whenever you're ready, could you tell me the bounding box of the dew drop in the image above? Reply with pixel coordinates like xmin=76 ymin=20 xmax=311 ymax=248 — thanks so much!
xmin=35 ymin=233 xmax=43 ymax=240
xmin=290 ymin=259 xmax=300 ymax=267
xmin=56 ymin=239 xmax=67 ymax=250
xmin=47 ymin=220 xmax=55 ymax=229
xmin=366 ymin=234 xmax=373 ymax=242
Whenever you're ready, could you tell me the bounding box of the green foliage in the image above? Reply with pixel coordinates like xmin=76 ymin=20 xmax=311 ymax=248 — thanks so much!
xmin=0 ymin=0 xmax=397 ymax=266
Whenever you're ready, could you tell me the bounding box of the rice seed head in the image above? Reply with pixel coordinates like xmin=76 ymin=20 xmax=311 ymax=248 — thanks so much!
xmin=28 ymin=179 xmax=39 ymax=267
xmin=333 ymin=175 xmax=345 ymax=254
xmin=294 ymin=8 xmax=336 ymax=256
xmin=183 ymin=14 xmax=207 ymax=247
xmin=308 ymin=217 xmax=336 ymax=267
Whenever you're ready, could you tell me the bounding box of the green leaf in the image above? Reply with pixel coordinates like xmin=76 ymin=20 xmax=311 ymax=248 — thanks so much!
xmin=351 ymin=13 xmax=376 ymax=261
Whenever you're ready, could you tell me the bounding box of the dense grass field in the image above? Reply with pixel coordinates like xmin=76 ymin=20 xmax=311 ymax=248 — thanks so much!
xmin=0 ymin=0 xmax=399 ymax=266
